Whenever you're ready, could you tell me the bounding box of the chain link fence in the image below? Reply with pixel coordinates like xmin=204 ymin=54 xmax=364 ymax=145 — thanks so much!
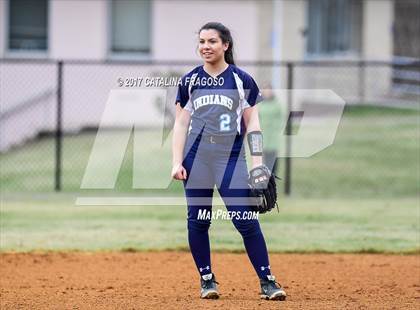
xmin=1 ymin=59 xmax=419 ymax=198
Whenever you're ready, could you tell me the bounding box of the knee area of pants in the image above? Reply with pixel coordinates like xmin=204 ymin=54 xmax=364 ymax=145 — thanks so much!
xmin=232 ymin=220 xmax=261 ymax=237
xmin=187 ymin=218 xmax=211 ymax=232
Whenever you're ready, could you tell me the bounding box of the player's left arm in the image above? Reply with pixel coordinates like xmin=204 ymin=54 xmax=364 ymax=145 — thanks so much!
xmin=244 ymin=105 xmax=279 ymax=214
xmin=243 ymin=106 xmax=263 ymax=169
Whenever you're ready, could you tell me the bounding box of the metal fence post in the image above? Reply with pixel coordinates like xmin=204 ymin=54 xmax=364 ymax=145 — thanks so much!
xmin=284 ymin=62 xmax=294 ymax=196
xmin=358 ymin=60 xmax=366 ymax=103
xmin=55 ymin=60 xmax=63 ymax=191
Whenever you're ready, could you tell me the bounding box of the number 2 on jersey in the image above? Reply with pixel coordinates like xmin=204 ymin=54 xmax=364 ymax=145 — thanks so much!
xmin=219 ymin=113 xmax=231 ymax=132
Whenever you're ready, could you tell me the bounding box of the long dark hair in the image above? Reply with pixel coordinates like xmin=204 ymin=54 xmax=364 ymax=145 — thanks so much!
xmin=199 ymin=22 xmax=235 ymax=65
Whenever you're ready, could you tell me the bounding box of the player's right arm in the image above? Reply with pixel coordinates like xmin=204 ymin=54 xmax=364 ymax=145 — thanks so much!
xmin=171 ymin=102 xmax=191 ymax=180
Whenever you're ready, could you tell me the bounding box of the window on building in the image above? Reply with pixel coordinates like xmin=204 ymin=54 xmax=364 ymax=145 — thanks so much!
xmin=111 ymin=0 xmax=151 ymax=54
xmin=307 ymin=0 xmax=362 ymax=56
xmin=8 ymin=0 xmax=48 ymax=51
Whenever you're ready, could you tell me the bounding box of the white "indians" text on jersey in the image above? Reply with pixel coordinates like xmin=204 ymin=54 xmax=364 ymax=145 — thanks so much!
xmin=193 ymin=94 xmax=233 ymax=111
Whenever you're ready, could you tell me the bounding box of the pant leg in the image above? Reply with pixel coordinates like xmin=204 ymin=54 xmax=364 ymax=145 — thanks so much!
xmin=213 ymin=140 xmax=272 ymax=279
xmin=183 ymin=135 xmax=215 ymax=277
xmin=186 ymin=198 xmax=213 ymax=277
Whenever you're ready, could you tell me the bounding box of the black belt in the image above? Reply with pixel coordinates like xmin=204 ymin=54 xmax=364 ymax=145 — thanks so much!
xmin=200 ymin=134 xmax=242 ymax=144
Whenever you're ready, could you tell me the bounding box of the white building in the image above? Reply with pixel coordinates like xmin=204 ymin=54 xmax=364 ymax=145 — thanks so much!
xmin=0 ymin=0 xmax=411 ymax=152
xmin=0 ymin=0 xmax=395 ymax=62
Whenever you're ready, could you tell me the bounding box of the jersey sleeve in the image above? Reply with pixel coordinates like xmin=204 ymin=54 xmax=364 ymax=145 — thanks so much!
xmin=243 ymin=75 xmax=264 ymax=107
xmin=175 ymin=76 xmax=189 ymax=107
xmin=175 ymin=75 xmax=194 ymax=113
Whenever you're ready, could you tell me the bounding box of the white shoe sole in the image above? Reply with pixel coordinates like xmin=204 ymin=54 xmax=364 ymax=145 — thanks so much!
xmin=260 ymin=291 xmax=287 ymax=301
xmin=201 ymin=290 xmax=220 ymax=299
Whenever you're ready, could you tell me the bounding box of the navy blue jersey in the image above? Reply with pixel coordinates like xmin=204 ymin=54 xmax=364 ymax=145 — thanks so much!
xmin=175 ymin=64 xmax=263 ymax=136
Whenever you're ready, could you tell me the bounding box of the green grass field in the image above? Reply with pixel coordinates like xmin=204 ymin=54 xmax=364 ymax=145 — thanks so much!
xmin=0 ymin=106 xmax=419 ymax=253
xmin=1 ymin=106 xmax=419 ymax=198
xmin=0 ymin=194 xmax=418 ymax=253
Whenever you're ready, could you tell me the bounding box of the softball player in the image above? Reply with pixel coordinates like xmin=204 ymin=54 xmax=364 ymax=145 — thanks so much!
xmin=171 ymin=22 xmax=286 ymax=301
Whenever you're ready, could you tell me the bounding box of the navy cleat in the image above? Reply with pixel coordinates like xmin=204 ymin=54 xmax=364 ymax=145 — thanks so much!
xmin=259 ymin=275 xmax=287 ymax=301
xmin=200 ymin=273 xmax=220 ymax=299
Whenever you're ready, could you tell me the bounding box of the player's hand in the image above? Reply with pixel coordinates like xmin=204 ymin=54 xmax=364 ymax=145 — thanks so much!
xmin=171 ymin=163 xmax=187 ymax=180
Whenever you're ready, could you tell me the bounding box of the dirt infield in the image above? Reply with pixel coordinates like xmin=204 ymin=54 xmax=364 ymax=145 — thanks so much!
xmin=1 ymin=252 xmax=419 ymax=309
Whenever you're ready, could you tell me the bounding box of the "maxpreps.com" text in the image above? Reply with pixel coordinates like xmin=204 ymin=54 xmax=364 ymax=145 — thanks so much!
xmin=197 ymin=209 xmax=259 ymax=220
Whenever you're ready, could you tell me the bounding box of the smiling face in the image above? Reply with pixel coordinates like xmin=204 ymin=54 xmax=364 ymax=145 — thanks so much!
xmin=198 ymin=29 xmax=229 ymax=65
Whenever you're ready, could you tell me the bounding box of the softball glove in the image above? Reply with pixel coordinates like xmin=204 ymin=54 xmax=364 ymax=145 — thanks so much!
xmin=248 ymin=165 xmax=279 ymax=214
